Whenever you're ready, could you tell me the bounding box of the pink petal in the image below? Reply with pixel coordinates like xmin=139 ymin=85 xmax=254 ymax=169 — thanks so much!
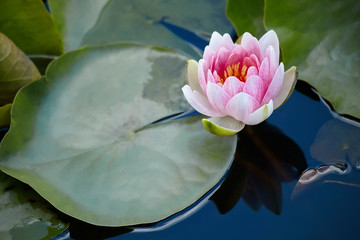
xmin=206 ymin=82 xmax=231 ymax=115
xmin=220 ymin=33 xmax=235 ymax=51
xmin=223 ymin=76 xmax=244 ymax=97
xmin=198 ymin=59 xmax=208 ymax=94
xmin=243 ymin=100 xmax=274 ymax=125
xmin=203 ymin=46 xmax=216 ymax=63
xmin=182 ymin=85 xmax=224 ymax=117
xmin=246 ymin=66 xmax=258 ymax=78
xmin=208 ymin=31 xmax=223 ymax=51
xmin=265 ymin=46 xmax=278 ymax=76
xmin=210 ymin=54 xmax=216 ymax=71
xmin=259 ymin=57 xmax=271 ymax=86
xmin=226 ymin=45 xmax=247 ymax=66
xmin=214 ymin=47 xmax=232 ymax=76
xmin=259 ymin=30 xmax=279 ymax=63
xmin=207 ymin=69 xmax=217 ymax=84
xmin=250 ymin=54 xmax=260 ymax=69
xmin=243 ymin=75 xmax=266 ymax=102
xmin=243 ymin=57 xmax=255 ymax=68
xmin=241 ymin=32 xmax=263 ymax=62
xmin=212 ymin=70 xmax=219 ymax=84
xmin=225 ymin=92 xmax=259 ymax=121
xmin=261 ymin=63 xmax=284 ymax=105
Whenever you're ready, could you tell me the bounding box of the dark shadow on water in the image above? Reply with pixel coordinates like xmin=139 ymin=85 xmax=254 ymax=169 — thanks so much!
xmin=295 ymin=80 xmax=360 ymax=125
xmin=0 ymin=127 xmax=8 ymax=141
xmin=294 ymin=79 xmax=320 ymax=102
xmin=58 ymin=218 xmax=133 ymax=240
xmin=210 ymin=121 xmax=307 ymax=215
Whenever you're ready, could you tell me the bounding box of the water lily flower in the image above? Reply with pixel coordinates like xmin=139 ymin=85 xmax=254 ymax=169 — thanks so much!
xmin=182 ymin=30 xmax=297 ymax=136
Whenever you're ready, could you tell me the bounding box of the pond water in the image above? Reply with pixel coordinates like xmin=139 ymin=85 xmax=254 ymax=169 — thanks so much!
xmin=50 ymin=84 xmax=360 ymax=240
xmin=2 ymin=2 xmax=359 ymax=239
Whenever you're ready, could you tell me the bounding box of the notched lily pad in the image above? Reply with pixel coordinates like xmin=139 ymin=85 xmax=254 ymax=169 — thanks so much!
xmin=0 ymin=43 xmax=237 ymax=226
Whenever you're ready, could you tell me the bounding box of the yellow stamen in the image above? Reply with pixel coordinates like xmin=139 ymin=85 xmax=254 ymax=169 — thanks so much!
xmin=217 ymin=63 xmax=248 ymax=84
xmin=240 ymin=65 xmax=248 ymax=82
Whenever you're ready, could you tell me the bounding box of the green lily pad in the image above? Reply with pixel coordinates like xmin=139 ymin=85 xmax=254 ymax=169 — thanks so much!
xmin=0 ymin=171 xmax=68 ymax=240
xmin=49 ymin=0 xmax=232 ymax=57
xmin=0 ymin=0 xmax=63 ymax=55
xmin=226 ymin=0 xmax=266 ymax=38
xmin=48 ymin=0 xmax=109 ymax=52
xmin=0 ymin=33 xmax=41 ymax=106
xmin=264 ymin=0 xmax=360 ymax=118
xmin=0 ymin=43 xmax=237 ymax=226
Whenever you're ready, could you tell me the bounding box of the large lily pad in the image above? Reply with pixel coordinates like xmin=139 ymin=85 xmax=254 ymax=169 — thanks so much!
xmin=49 ymin=0 xmax=232 ymax=57
xmin=0 ymin=43 xmax=237 ymax=226
xmin=0 ymin=171 xmax=68 ymax=240
xmin=0 ymin=0 xmax=63 ymax=55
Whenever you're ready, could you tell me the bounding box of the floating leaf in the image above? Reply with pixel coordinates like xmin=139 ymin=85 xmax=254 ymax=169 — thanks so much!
xmin=0 ymin=43 xmax=237 ymax=226
xmin=264 ymin=0 xmax=360 ymax=118
xmin=310 ymin=119 xmax=360 ymax=169
xmin=0 ymin=33 xmax=41 ymax=106
xmin=0 ymin=171 xmax=68 ymax=240
xmin=226 ymin=0 xmax=266 ymax=38
xmin=0 ymin=0 xmax=63 ymax=55
xmin=48 ymin=0 xmax=109 ymax=52
xmin=49 ymin=0 xmax=232 ymax=57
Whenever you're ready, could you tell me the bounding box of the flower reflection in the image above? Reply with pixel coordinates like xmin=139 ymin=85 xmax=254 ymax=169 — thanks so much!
xmin=210 ymin=121 xmax=307 ymax=215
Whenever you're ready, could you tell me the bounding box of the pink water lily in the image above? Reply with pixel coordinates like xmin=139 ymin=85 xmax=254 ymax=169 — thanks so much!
xmin=182 ymin=30 xmax=297 ymax=136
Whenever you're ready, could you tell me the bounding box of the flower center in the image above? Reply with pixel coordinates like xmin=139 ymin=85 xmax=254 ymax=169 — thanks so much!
xmin=217 ymin=63 xmax=248 ymax=84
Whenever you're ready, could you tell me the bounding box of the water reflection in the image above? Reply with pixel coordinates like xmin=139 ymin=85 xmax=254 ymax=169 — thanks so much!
xmin=291 ymin=118 xmax=360 ymax=198
xmin=310 ymin=118 xmax=360 ymax=169
xmin=292 ymin=163 xmax=352 ymax=199
xmin=211 ymin=122 xmax=307 ymax=215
